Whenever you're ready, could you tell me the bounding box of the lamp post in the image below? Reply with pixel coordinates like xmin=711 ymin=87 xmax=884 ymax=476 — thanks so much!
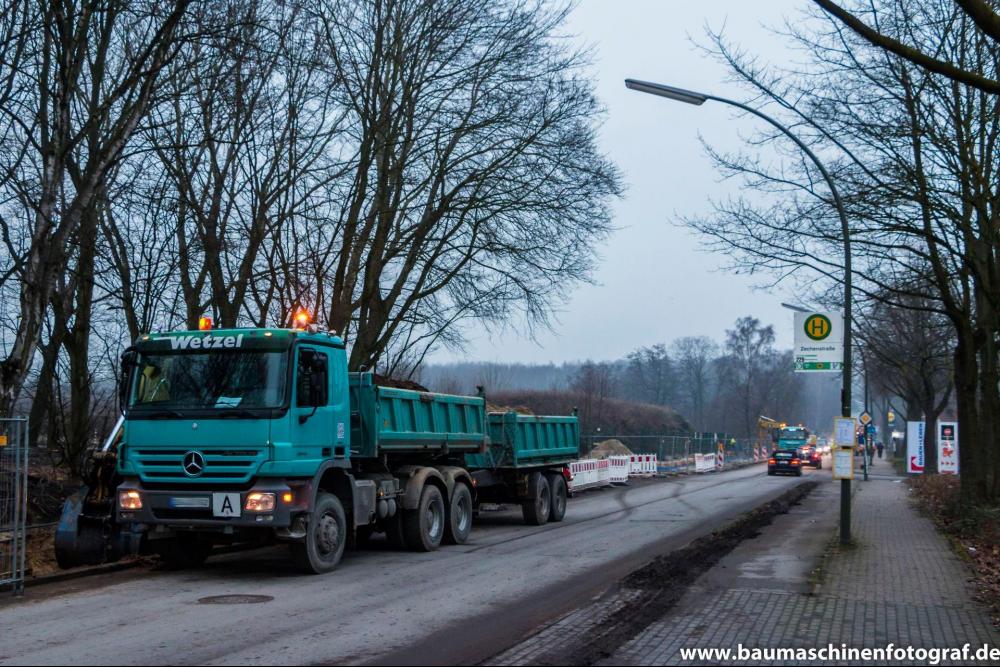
xmin=626 ymin=79 xmax=854 ymax=543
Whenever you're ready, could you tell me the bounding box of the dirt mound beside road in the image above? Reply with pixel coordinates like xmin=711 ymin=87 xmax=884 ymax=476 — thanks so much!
xmin=586 ymin=438 xmax=633 ymax=459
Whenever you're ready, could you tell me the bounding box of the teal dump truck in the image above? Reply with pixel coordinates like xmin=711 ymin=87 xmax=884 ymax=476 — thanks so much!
xmin=88 ymin=325 xmax=578 ymax=574
xmin=777 ymin=425 xmax=810 ymax=449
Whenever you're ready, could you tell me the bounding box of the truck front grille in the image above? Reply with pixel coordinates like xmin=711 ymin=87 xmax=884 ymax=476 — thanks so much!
xmin=133 ymin=447 xmax=266 ymax=484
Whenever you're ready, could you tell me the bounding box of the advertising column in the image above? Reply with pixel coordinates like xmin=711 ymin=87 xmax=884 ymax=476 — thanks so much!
xmin=938 ymin=422 xmax=959 ymax=475
xmin=906 ymin=421 xmax=925 ymax=474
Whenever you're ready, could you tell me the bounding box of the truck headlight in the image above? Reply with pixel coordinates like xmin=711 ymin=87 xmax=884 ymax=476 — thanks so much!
xmin=244 ymin=492 xmax=275 ymax=512
xmin=119 ymin=490 xmax=143 ymax=510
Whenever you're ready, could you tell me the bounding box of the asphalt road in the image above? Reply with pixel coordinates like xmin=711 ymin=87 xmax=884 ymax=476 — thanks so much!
xmin=0 ymin=463 xmax=824 ymax=666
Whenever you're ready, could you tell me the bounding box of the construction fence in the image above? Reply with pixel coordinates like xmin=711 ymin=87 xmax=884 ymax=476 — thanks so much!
xmin=1 ymin=417 xmax=29 ymax=595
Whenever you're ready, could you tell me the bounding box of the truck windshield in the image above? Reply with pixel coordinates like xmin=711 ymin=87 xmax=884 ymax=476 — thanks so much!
xmin=779 ymin=429 xmax=808 ymax=441
xmin=129 ymin=350 xmax=288 ymax=412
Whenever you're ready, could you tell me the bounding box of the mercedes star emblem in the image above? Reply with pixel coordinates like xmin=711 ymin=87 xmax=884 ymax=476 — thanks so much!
xmin=183 ymin=451 xmax=205 ymax=477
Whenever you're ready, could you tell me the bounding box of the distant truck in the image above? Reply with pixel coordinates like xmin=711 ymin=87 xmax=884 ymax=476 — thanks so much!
xmin=59 ymin=323 xmax=578 ymax=574
xmin=776 ymin=425 xmax=810 ymax=450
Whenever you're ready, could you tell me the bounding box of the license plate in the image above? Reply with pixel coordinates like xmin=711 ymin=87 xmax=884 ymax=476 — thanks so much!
xmin=212 ymin=493 xmax=241 ymax=518
xmin=169 ymin=496 xmax=210 ymax=509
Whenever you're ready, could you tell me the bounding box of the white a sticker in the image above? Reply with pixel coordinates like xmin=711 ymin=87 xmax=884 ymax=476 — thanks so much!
xmin=213 ymin=493 xmax=241 ymax=517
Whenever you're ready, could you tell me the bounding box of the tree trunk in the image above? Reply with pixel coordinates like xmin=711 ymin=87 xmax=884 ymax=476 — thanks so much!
xmin=954 ymin=333 xmax=983 ymax=505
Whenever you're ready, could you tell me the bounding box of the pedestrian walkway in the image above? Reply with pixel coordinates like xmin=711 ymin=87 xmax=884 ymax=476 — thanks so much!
xmin=608 ymin=456 xmax=1000 ymax=665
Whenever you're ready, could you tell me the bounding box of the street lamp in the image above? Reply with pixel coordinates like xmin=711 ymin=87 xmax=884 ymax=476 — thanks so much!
xmin=627 ymin=78 xmax=854 ymax=543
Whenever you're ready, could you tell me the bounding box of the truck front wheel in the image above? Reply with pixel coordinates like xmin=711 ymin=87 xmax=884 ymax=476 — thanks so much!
xmin=522 ymin=473 xmax=551 ymax=526
xmin=291 ymin=492 xmax=347 ymax=574
xmin=404 ymin=484 xmax=445 ymax=552
xmin=443 ymin=483 xmax=473 ymax=545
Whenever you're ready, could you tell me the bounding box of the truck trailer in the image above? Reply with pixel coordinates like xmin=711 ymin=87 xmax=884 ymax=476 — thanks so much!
xmin=61 ymin=324 xmax=578 ymax=574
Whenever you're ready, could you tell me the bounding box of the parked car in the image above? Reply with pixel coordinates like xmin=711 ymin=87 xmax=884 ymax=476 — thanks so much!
xmin=767 ymin=448 xmax=804 ymax=476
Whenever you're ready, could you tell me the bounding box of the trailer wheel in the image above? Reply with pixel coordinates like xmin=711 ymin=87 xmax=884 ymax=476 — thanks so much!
xmin=290 ymin=492 xmax=347 ymax=574
xmin=521 ymin=473 xmax=551 ymax=526
xmin=547 ymin=473 xmax=568 ymax=523
xmin=443 ymin=483 xmax=473 ymax=545
xmin=404 ymin=484 xmax=446 ymax=552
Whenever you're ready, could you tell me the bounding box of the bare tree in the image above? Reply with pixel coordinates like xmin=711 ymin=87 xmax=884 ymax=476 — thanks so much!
xmin=624 ymin=344 xmax=674 ymax=406
xmin=860 ymin=291 xmax=954 ymax=473
xmin=683 ymin=2 xmax=1000 ymax=503
xmin=813 ymin=0 xmax=1000 ymax=95
xmin=672 ymin=336 xmax=718 ymax=432
xmin=314 ymin=0 xmax=621 ymax=370
xmin=717 ymin=317 xmax=778 ymax=439
xmin=0 ymin=0 xmax=193 ymax=415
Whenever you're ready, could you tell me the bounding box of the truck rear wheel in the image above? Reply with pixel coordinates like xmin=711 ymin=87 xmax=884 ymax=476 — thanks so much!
xmin=547 ymin=473 xmax=568 ymax=523
xmin=290 ymin=492 xmax=347 ymax=574
xmin=443 ymin=483 xmax=473 ymax=545
xmin=404 ymin=484 xmax=445 ymax=552
xmin=521 ymin=473 xmax=551 ymax=526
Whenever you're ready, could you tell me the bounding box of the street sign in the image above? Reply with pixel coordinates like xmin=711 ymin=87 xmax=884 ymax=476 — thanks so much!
xmin=834 ymin=417 xmax=856 ymax=448
xmin=794 ymin=312 xmax=844 ymax=372
xmin=833 ymin=448 xmax=854 ymax=480
xmin=859 ymin=411 xmax=872 ymax=426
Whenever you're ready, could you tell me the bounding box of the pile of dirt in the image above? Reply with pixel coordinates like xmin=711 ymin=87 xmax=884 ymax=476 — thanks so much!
xmin=25 ymin=527 xmax=60 ymax=578
xmin=585 ymin=439 xmax=633 ymax=459
xmin=486 ymin=403 xmax=534 ymax=415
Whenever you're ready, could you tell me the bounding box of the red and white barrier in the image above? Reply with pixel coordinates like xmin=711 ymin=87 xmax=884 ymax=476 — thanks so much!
xmin=629 ymin=454 xmax=658 ymax=477
xmin=568 ymin=459 xmax=612 ymax=492
xmin=694 ymin=452 xmax=717 ymax=473
xmin=608 ymin=455 xmax=631 ymax=484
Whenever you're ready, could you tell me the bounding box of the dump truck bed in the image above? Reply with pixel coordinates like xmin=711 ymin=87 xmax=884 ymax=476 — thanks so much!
xmin=348 ymin=373 xmax=487 ymax=458
xmin=465 ymin=411 xmax=579 ymax=470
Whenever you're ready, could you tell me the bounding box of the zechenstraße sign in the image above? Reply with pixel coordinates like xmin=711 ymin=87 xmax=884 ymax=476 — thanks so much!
xmin=793 ymin=312 xmax=844 ymax=372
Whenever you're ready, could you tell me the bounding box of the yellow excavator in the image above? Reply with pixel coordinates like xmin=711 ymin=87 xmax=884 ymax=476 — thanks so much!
xmin=757 ymin=416 xmax=783 ymax=454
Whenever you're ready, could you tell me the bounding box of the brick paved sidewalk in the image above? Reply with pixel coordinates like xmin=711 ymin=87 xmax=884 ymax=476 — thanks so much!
xmin=608 ymin=456 xmax=1000 ymax=665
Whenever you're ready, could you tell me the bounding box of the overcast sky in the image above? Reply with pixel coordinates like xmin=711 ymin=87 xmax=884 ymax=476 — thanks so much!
xmin=432 ymin=0 xmax=807 ymax=364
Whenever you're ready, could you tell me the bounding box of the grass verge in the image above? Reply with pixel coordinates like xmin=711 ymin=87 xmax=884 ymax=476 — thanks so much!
xmin=909 ymin=475 xmax=1000 ymax=626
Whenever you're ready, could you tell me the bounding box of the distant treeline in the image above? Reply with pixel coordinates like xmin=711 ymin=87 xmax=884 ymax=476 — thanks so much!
xmin=418 ymin=316 xmax=840 ymax=438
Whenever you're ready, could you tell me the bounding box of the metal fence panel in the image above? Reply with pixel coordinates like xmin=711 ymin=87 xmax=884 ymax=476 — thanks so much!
xmin=1 ymin=417 xmax=28 ymax=595
xmin=583 ymin=433 xmax=760 ymax=472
